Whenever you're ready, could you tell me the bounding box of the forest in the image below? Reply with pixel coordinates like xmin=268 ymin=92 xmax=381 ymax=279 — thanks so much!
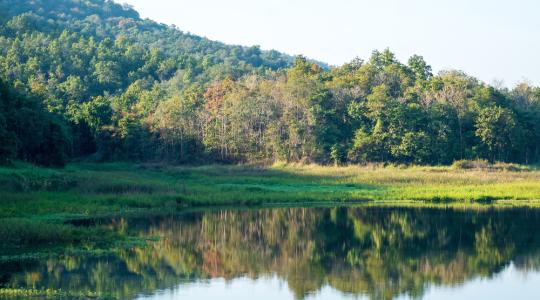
xmin=1 ymin=0 xmax=540 ymax=168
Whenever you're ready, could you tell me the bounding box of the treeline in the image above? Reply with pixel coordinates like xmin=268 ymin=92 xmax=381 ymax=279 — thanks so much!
xmin=85 ymin=53 xmax=540 ymax=165
xmin=1 ymin=0 xmax=540 ymax=166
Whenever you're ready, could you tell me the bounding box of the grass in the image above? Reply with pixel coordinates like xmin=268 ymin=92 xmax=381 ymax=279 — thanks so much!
xmin=3 ymin=161 xmax=540 ymax=216
xmin=0 ymin=288 xmax=103 ymax=299
xmin=2 ymin=161 xmax=540 ymax=253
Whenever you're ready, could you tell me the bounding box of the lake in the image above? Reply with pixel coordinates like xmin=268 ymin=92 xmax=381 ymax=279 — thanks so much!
xmin=2 ymin=206 xmax=540 ymax=299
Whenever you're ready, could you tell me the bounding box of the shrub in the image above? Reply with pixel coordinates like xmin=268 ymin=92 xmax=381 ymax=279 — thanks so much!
xmin=492 ymin=162 xmax=524 ymax=172
xmin=451 ymin=159 xmax=490 ymax=170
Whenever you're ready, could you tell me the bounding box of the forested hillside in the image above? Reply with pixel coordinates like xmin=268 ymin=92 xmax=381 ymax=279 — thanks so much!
xmin=1 ymin=0 xmax=539 ymax=166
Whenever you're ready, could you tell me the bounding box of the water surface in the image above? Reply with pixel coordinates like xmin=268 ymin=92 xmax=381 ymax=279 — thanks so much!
xmin=2 ymin=206 xmax=540 ymax=299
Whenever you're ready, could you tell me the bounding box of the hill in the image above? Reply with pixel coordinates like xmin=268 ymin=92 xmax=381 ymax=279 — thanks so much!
xmin=0 ymin=0 xmax=539 ymax=166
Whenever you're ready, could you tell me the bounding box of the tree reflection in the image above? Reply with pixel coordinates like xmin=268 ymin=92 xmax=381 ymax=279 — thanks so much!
xmin=2 ymin=207 xmax=540 ymax=299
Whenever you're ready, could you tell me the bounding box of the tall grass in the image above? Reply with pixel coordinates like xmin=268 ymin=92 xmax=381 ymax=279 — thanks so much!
xmin=3 ymin=161 xmax=540 ymax=217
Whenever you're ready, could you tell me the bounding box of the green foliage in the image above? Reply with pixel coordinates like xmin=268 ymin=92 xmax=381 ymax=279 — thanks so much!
xmin=0 ymin=112 xmax=17 ymax=164
xmin=1 ymin=0 xmax=540 ymax=166
xmin=0 ymin=79 xmax=70 ymax=166
xmin=475 ymin=106 xmax=517 ymax=162
xmin=408 ymin=54 xmax=433 ymax=81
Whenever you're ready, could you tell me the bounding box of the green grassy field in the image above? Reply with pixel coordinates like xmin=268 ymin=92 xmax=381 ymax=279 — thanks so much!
xmin=2 ymin=161 xmax=540 ymax=253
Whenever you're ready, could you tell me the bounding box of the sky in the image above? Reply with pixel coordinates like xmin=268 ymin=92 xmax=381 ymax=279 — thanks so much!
xmin=116 ymin=0 xmax=540 ymax=87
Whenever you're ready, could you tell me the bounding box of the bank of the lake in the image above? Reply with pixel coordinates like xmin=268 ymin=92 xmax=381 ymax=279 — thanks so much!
xmin=2 ymin=161 xmax=540 ymax=256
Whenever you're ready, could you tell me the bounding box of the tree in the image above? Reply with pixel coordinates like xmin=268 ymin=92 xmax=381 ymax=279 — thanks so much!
xmin=81 ymin=96 xmax=113 ymax=134
xmin=475 ymin=106 xmax=516 ymax=162
xmin=432 ymin=71 xmax=476 ymax=159
xmin=152 ymin=90 xmax=203 ymax=162
xmin=408 ymin=55 xmax=432 ymax=81
xmin=0 ymin=78 xmax=70 ymax=166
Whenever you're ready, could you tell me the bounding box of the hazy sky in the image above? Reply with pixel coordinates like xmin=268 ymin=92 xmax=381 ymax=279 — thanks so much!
xmin=117 ymin=0 xmax=540 ymax=86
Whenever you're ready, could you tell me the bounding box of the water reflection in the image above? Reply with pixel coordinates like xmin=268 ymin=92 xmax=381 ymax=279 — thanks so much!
xmin=2 ymin=207 xmax=540 ymax=299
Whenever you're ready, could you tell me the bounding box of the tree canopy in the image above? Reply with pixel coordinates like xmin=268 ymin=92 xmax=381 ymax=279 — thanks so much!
xmin=1 ymin=0 xmax=540 ymax=166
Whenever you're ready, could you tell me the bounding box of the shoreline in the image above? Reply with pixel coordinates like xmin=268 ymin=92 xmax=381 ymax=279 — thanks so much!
xmin=2 ymin=161 xmax=540 ymax=257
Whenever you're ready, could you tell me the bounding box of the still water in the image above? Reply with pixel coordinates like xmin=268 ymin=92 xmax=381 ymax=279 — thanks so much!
xmin=2 ymin=206 xmax=540 ymax=299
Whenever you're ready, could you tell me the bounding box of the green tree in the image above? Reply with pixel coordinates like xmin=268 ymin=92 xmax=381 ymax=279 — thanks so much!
xmin=81 ymin=96 xmax=113 ymax=134
xmin=408 ymin=55 xmax=432 ymax=81
xmin=475 ymin=106 xmax=516 ymax=162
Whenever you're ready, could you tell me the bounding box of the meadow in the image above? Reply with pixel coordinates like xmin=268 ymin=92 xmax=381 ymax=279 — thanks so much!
xmin=2 ymin=161 xmax=540 ymax=254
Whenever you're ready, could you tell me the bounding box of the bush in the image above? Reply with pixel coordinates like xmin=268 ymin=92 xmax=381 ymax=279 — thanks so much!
xmin=492 ymin=162 xmax=524 ymax=172
xmin=1 ymin=171 xmax=76 ymax=192
xmin=452 ymin=159 xmax=525 ymax=172
xmin=451 ymin=159 xmax=490 ymax=170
